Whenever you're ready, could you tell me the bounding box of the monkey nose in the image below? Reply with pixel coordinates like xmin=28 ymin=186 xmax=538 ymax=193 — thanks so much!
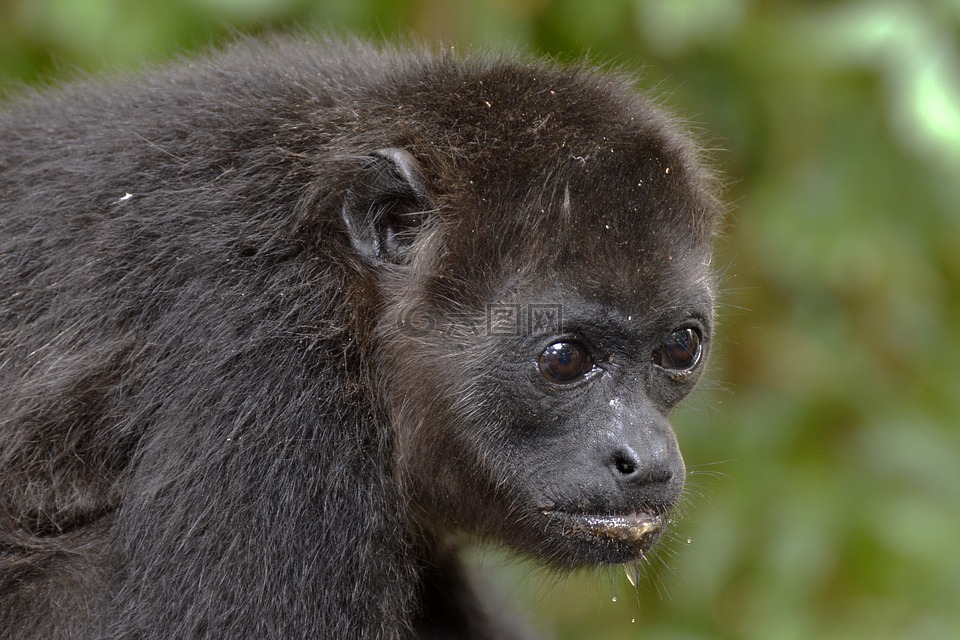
xmin=608 ymin=445 xmax=674 ymax=485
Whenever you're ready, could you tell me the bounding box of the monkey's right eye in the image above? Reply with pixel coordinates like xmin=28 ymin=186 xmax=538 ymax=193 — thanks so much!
xmin=652 ymin=327 xmax=703 ymax=374
xmin=538 ymin=342 xmax=594 ymax=384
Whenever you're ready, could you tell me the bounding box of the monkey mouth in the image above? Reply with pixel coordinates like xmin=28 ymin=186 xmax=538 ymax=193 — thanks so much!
xmin=540 ymin=510 xmax=666 ymax=562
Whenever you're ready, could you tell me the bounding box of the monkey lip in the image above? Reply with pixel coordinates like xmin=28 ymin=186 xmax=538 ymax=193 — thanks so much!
xmin=541 ymin=510 xmax=665 ymax=548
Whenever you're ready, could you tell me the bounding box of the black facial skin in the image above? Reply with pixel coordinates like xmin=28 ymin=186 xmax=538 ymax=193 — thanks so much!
xmin=0 ymin=37 xmax=721 ymax=639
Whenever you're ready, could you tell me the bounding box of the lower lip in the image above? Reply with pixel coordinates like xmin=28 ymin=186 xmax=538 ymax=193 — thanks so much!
xmin=543 ymin=511 xmax=664 ymax=544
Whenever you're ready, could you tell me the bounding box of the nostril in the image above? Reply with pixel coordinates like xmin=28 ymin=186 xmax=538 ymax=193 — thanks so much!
xmin=612 ymin=450 xmax=638 ymax=476
xmin=609 ymin=448 xmax=674 ymax=484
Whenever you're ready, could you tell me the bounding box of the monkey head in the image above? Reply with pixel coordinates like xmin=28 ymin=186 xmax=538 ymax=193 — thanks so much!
xmin=339 ymin=59 xmax=720 ymax=571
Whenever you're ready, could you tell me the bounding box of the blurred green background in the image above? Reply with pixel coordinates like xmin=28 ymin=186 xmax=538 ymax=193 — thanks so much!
xmin=3 ymin=1 xmax=959 ymax=638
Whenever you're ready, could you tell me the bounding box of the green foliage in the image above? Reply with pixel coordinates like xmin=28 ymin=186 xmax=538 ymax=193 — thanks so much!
xmin=2 ymin=0 xmax=958 ymax=637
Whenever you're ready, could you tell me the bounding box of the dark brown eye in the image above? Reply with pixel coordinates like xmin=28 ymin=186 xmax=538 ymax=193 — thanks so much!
xmin=653 ymin=327 xmax=702 ymax=372
xmin=538 ymin=341 xmax=594 ymax=384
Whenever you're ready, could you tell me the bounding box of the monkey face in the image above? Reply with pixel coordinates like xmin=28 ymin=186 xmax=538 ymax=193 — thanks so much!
xmin=382 ymin=257 xmax=713 ymax=568
xmin=494 ymin=288 xmax=710 ymax=566
xmin=369 ymin=190 xmax=714 ymax=568
xmin=429 ymin=245 xmax=715 ymax=561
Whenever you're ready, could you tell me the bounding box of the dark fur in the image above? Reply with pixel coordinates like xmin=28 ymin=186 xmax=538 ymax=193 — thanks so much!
xmin=0 ymin=37 xmax=721 ymax=638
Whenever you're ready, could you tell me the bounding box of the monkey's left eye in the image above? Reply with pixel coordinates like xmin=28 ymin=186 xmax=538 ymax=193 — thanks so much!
xmin=538 ymin=341 xmax=594 ymax=384
xmin=653 ymin=327 xmax=703 ymax=373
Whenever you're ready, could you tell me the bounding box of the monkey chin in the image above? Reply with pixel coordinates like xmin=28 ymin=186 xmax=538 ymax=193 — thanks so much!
xmin=539 ymin=510 xmax=668 ymax=566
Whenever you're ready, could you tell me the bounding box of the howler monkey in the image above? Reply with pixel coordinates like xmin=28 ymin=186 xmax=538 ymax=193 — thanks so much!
xmin=0 ymin=37 xmax=721 ymax=639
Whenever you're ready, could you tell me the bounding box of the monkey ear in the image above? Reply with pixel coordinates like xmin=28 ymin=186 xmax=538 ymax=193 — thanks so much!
xmin=341 ymin=148 xmax=433 ymax=264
